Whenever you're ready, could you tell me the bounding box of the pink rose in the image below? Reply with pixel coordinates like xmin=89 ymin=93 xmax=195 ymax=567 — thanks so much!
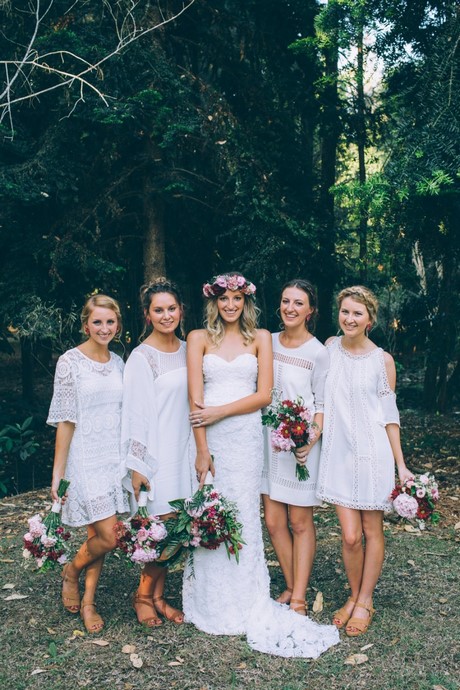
xmin=58 ymin=554 xmax=68 ymax=564
xmin=226 ymin=276 xmax=239 ymax=290
xmin=215 ymin=276 xmax=227 ymax=288
xmin=245 ymin=282 xmax=256 ymax=295
xmin=23 ymin=532 xmax=34 ymax=543
xmin=419 ymin=474 xmax=429 ymax=485
xmin=405 ymin=480 xmax=415 ymax=489
xmin=40 ymin=534 xmax=57 ymax=547
xmin=148 ymin=523 xmax=167 ymax=541
xmin=136 ymin=527 xmax=150 ymax=543
xmin=431 ymin=489 xmax=439 ymax=500
xmin=416 ymin=488 xmax=426 ymax=498
xmin=203 ymin=284 xmax=213 ymax=297
xmin=236 ymin=275 xmax=246 ymax=287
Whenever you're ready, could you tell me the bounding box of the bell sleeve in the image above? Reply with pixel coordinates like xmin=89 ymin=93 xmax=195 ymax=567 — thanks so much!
xmin=46 ymin=352 xmax=78 ymax=427
xmin=120 ymin=349 xmax=159 ymax=494
xmin=378 ymin=353 xmax=400 ymax=427
xmin=311 ymin=346 xmax=330 ymax=414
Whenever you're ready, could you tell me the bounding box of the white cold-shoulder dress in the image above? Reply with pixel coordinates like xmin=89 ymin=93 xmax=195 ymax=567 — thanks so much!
xmin=47 ymin=348 xmax=129 ymax=527
xmin=317 ymin=337 xmax=401 ymax=511
xmin=182 ymin=353 xmax=339 ymax=658
xmin=120 ymin=342 xmax=191 ymax=516
xmin=261 ymin=333 xmax=329 ymax=507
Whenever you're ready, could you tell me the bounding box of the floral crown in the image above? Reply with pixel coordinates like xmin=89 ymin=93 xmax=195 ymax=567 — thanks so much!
xmin=202 ymin=273 xmax=257 ymax=298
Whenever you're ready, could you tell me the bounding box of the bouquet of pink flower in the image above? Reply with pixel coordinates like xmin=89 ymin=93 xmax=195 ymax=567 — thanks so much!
xmin=165 ymin=473 xmax=244 ymax=563
xmin=389 ymin=473 xmax=440 ymax=526
xmin=22 ymin=478 xmax=71 ymax=572
xmin=114 ymin=486 xmax=168 ymax=566
xmin=262 ymin=393 xmax=317 ymax=480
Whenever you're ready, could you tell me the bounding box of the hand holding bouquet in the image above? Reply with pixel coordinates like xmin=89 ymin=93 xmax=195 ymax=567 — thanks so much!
xmin=166 ymin=473 xmax=244 ymax=563
xmin=114 ymin=486 xmax=168 ymax=566
xmin=262 ymin=393 xmax=317 ymax=480
xmin=390 ymin=473 xmax=440 ymax=527
xmin=23 ymin=478 xmax=71 ymax=572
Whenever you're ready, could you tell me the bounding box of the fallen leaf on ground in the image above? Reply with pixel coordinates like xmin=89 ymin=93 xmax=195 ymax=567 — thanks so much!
xmin=236 ymin=663 xmax=247 ymax=669
xmin=71 ymin=630 xmax=85 ymax=638
xmin=130 ymin=653 xmax=143 ymax=668
xmin=168 ymin=661 xmax=183 ymax=666
xmin=122 ymin=644 xmax=136 ymax=654
xmin=404 ymin=524 xmax=420 ymax=533
xmin=47 ymin=628 xmax=57 ymax=635
xmin=312 ymin=591 xmax=323 ymax=613
xmin=5 ymin=593 xmax=28 ymax=600
xmin=0 ymin=559 xmax=14 ymax=563
xmin=267 ymin=560 xmax=279 ymax=566
xmin=454 ymin=522 xmax=460 ymax=531
xmin=2 ymin=583 xmax=15 ymax=589
xmin=360 ymin=643 xmax=374 ymax=651
xmin=407 ymin=559 xmax=416 ymax=566
xmin=30 ymin=669 xmax=47 ymax=676
xmin=432 ymin=686 xmax=448 ymax=690
xmin=438 ymin=597 xmax=448 ymax=604
xmin=344 ymin=653 xmax=368 ymax=666
xmin=175 ymin=656 xmax=184 ymax=663
xmin=87 ymin=639 xmax=109 ymax=646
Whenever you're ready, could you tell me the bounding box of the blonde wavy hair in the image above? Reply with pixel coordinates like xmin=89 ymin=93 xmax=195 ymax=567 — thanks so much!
xmin=336 ymin=285 xmax=379 ymax=327
xmin=80 ymin=294 xmax=123 ymax=337
xmin=204 ymin=294 xmax=260 ymax=347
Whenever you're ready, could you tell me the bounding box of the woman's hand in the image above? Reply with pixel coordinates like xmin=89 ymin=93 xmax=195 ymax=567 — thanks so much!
xmin=195 ymin=450 xmax=215 ymax=489
xmin=397 ymin=465 xmax=414 ymax=485
xmin=51 ymin=476 xmax=67 ymax=504
xmin=294 ymin=444 xmax=310 ymax=464
xmin=190 ymin=402 xmax=224 ymax=428
xmin=131 ymin=470 xmax=150 ymax=501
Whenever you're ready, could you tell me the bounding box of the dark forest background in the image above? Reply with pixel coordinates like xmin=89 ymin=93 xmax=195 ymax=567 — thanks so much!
xmin=0 ymin=0 xmax=459 ymax=495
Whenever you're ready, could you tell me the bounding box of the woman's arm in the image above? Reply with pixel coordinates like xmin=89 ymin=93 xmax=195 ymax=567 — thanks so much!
xmin=187 ymin=330 xmax=215 ymax=486
xmin=384 ymin=352 xmax=413 ymax=483
xmin=51 ymin=421 xmax=75 ymax=502
xmin=189 ymin=329 xmax=273 ymax=427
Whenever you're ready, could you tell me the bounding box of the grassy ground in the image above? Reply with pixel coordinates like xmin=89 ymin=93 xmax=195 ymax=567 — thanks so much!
xmin=1 ymin=489 xmax=459 ymax=690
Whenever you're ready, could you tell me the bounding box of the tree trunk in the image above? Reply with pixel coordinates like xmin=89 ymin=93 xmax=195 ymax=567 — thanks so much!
xmin=143 ymin=177 xmax=165 ymax=283
xmin=356 ymin=9 xmax=368 ymax=282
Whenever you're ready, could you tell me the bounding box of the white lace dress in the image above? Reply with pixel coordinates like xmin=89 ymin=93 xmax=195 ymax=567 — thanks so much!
xmin=120 ymin=342 xmax=191 ymax=516
xmin=182 ymin=353 xmax=339 ymax=658
xmin=47 ymin=348 xmax=129 ymax=527
xmin=261 ymin=333 xmax=329 ymax=506
xmin=317 ymin=337 xmax=400 ymax=510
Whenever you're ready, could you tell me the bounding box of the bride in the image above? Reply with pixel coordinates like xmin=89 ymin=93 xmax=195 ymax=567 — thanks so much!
xmin=183 ymin=272 xmax=339 ymax=658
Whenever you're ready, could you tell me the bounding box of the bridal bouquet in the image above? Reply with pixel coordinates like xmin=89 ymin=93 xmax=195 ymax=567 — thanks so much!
xmin=22 ymin=478 xmax=71 ymax=572
xmin=389 ymin=473 xmax=440 ymax=527
xmin=166 ymin=475 xmax=244 ymax=563
xmin=262 ymin=393 xmax=318 ymax=480
xmin=114 ymin=486 xmax=168 ymax=566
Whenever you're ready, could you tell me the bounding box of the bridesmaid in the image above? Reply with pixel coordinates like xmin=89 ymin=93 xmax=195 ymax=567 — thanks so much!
xmin=261 ymin=279 xmax=328 ymax=615
xmin=47 ymin=294 xmax=128 ymax=633
xmin=317 ymin=286 xmax=413 ymax=636
xmin=121 ymin=278 xmax=191 ymax=627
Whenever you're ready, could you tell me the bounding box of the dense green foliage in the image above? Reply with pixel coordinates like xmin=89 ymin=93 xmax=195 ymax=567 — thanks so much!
xmin=0 ymin=0 xmax=458 ymax=409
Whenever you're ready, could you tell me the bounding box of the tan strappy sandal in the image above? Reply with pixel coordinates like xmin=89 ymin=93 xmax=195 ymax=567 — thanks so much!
xmin=345 ymin=601 xmax=375 ymax=637
xmin=132 ymin=592 xmax=162 ymax=627
xmin=153 ymin=596 xmax=184 ymax=624
xmin=290 ymin=598 xmax=308 ymax=616
xmin=332 ymin=596 xmax=356 ymax=629
xmin=80 ymin=600 xmax=104 ymax=634
xmin=276 ymin=586 xmax=293 ymax=604
xmin=61 ymin=563 xmax=80 ymax=614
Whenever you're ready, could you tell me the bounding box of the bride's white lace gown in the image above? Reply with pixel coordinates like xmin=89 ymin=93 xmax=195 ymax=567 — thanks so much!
xmin=182 ymin=353 xmax=339 ymax=658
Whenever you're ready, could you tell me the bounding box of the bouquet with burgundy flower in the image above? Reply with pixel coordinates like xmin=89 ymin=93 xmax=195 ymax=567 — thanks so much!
xmin=114 ymin=486 xmax=168 ymax=566
xmin=22 ymin=478 xmax=71 ymax=572
xmin=262 ymin=393 xmax=318 ymax=480
xmin=165 ymin=473 xmax=244 ymax=563
xmin=389 ymin=473 xmax=440 ymax=527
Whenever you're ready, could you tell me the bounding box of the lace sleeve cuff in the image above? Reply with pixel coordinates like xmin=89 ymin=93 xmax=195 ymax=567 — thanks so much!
xmin=380 ymin=393 xmax=400 ymax=427
xmin=123 ymin=439 xmax=157 ymax=480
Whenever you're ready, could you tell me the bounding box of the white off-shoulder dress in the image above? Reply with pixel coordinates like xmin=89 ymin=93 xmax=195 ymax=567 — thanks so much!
xmin=120 ymin=342 xmax=191 ymax=516
xmin=317 ymin=337 xmax=400 ymax=511
xmin=47 ymin=348 xmax=129 ymax=527
xmin=261 ymin=333 xmax=329 ymax=507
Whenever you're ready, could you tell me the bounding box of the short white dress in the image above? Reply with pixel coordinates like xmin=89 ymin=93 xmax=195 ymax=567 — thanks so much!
xmin=120 ymin=342 xmax=191 ymax=516
xmin=316 ymin=337 xmax=400 ymax=511
xmin=261 ymin=333 xmax=329 ymax=507
xmin=47 ymin=348 xmax=129 ymax=527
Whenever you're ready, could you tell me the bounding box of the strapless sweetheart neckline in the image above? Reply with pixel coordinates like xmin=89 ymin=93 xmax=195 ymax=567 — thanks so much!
xmin=203 ymin=352 xmax=256 ymax=364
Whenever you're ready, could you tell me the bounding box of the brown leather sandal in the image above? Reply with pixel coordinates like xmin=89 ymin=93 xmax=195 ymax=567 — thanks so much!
xmin=276 ymin=586 xmax=293 ymax=604
xmin=61 ymin=563 xmax=80 ymax=614
xmin=332 ymin=596 xmax=356 ymax=628
xmin=80 ymin=601 xmax=104 ymax=634
xmin=290 ymin=598 xmax=308 ymax=616
xmin=132 ymin=592 xmax=162 ymax=627
xmin=345 ymin=601 xmax=375 ymax=637
xmin=153 ymin=596 xmax=184 ymax=624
